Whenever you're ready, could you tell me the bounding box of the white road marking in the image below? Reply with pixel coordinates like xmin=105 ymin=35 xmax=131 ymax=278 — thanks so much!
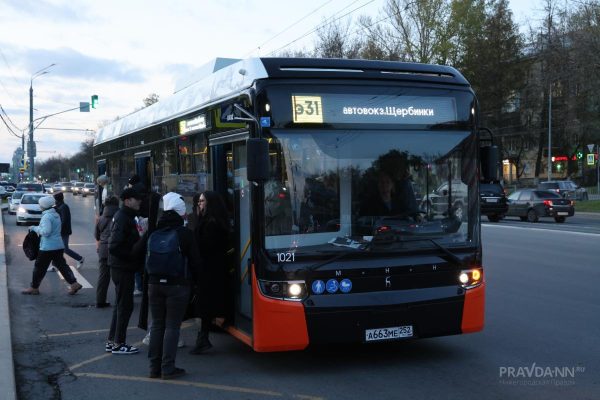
xmin=57 ymin=265 xmax=94 ymax=288
xmin=483 ymin=223 xmax=600 ymax=237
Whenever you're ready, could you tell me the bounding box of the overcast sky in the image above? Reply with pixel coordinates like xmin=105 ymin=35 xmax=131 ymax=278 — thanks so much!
xmin=0 ymin=0 xmax=541 ymax=167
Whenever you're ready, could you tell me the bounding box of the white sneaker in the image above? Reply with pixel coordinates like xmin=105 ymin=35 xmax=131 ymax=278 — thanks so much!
xmin=47 ymin=266 xmax=56 ymax=272
xmin=142 ymin=332 xmax=151 ymax=346
xmin=76 ymin=257 xmax=85 ymax=270
xmin=178 ymin=338 xmax=185 ymax=348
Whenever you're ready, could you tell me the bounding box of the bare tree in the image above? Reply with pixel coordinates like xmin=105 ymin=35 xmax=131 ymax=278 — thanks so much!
xmin=143 ymin=93 xmax=160 ymax=107
xmin=314 ymin=18 xmax=362 ymax=58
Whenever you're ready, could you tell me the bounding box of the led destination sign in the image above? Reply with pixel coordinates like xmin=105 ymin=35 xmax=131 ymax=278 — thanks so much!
xmin=292 ymin=94 xmax=457 ymax=125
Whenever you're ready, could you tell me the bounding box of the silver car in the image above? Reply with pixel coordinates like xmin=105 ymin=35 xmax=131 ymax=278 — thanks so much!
xmin=16 ymin=193 xmax=48 ymax=226
xmin=8 ymin=191 xmax=25 ymax=214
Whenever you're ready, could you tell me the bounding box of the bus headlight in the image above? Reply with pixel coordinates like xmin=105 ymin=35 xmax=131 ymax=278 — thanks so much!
xmin=459 ymin=268 xmax=483 ymax=289
xmin=258 ymin=280 xmax=307 ymax=301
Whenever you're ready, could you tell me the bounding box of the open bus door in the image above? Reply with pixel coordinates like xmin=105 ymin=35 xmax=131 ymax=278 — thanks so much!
xmin=134 ymin=151 xmax=153 ymax=190
xmin=211 ymin=138 xmax=253 ymax=342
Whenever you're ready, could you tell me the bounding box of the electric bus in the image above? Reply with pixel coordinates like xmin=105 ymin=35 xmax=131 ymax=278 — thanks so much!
xmin=94 ymin=57 xmax=489 ymax=352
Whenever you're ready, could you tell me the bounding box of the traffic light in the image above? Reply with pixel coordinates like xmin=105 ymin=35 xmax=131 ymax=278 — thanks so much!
xmin=91 ymin=94 xmax=98 ymax=109
xmin=76 ymin=168 xmax=80 ymax=173
xmin=576 ymin=151 xmax=583 ymax=160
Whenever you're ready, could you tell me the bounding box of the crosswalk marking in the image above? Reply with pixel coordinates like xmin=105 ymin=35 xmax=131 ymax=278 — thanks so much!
xmin=56 ymin=265 xmax=93 ymax=288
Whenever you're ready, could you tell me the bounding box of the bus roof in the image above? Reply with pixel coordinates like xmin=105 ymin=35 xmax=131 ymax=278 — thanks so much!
xmin=94 ymin=57 xmax=469 ymax=146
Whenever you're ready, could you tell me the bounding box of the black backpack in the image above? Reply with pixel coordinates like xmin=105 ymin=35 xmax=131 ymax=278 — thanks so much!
xmin=23 ymin=230 xmax=40 ymax=261
xmin=145 ymin=228 xmax=188 ymax=278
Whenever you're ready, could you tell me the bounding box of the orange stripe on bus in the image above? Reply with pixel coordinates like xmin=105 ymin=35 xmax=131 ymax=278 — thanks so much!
xmin=252 ymin=269 xmax=309 ymax=352
xmin=461 ymin=282 xmax=485 ymax=333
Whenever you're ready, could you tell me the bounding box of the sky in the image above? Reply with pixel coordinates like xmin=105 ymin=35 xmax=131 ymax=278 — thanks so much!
xmin=0 ymin=0 xmax=542 ymax=166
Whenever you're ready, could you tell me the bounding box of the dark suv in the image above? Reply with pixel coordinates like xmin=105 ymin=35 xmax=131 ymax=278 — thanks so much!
xmin=537 ymin=180 xmax=588 ymax=201
xmin=480 ymin=182 xmax=508 ymax=222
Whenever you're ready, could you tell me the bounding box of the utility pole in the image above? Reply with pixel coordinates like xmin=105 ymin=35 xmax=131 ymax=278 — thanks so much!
xmin=547 ymin=82 xmax=552 ymax=182
xmin=29 ymin=63 xmax=55 ymax=181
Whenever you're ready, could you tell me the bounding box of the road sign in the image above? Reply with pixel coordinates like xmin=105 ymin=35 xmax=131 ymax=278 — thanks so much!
xmin=588 ymin=144 xmax=595 ymax=153
xmin=587 ymin=153 xmax=595 ymax=166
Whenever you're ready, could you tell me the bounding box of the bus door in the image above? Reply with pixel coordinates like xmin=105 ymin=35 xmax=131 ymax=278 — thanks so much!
xmin=210 ymin=136 xmax=252 ymax=334
xmin=134 ymin=151 xmax=153 ymax=190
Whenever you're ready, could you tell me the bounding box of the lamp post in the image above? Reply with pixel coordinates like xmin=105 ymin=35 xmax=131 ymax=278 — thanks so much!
xmin=547 ymin=82 xmax=552 ymax=182
xmin=29 ymin=63 xmax=56 ymax=181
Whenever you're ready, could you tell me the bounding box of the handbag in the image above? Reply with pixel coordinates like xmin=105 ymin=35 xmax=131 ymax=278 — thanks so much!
xmin=23 ymin=230 xmax=40 ymax=261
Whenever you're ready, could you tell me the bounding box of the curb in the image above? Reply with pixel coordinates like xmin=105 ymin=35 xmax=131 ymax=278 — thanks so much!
xmin=0 ymin=211 xmax=17 ymax=400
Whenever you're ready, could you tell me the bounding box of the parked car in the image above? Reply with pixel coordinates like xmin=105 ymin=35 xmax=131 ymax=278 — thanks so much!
xmin=0 ymin=185 xmax=6 ymax=199
xmin=16 ymin=183 xmax=45 ymax=193
xmin=8 ymin=191 xmax=25 ymax=214
xmin=81 ymin=183 xmax=95 ymax=197
xmin=0 ymin=181 xmax=15 ymax=196
xmin=506 ymin=189 xmax=574 ymax=223
xmin=52 ymin=183 xmax=63 ymax=193
xmin=480 ymin=182 xmax=508 ymax=222
xmin=16 ymin=193 xmax=49 ymax=226
xmin=537 ymin=180 xmax=588 ymax=201
xmin=421 ymin=180 xmax=468 ymax=221
xmin=72 ymin=182 xmax=85 ymax=196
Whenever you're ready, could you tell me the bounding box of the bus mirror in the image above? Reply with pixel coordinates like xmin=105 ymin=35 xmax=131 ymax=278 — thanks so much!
xmin=481 ymin=145 xmax=499 ymax=181
xmin=247 ymin=138 xmax=269 ymax=182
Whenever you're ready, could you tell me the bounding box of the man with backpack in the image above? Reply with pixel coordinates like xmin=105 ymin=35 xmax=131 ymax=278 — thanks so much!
xmin=146 ymin=192 xmax=200 ymax=380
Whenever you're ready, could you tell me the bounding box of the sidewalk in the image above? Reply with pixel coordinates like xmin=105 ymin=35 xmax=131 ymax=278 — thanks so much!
xmin=0 ymin=211 xmax=18 ymax=400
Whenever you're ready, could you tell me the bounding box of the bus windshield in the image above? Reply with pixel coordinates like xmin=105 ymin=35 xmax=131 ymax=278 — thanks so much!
xmin=263 ymin=129 xmax=478 ymax=254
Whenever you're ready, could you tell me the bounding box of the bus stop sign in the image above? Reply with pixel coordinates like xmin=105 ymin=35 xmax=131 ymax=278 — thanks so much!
xmin=587 ymin=153 xmax=595 ymax=166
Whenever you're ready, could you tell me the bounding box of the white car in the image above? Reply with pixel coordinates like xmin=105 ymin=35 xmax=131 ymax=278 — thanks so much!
xmin=16 ymin=193 xmax=49 ymax=226
xmin=0 ymin=185 xmax=6 ymax=199
xmin=8 ymin=191 xmax=25 ymax=214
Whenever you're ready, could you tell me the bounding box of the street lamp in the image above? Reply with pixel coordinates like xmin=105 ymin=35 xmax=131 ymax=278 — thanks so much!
xmin=29 ymin=63 xmax=56 ymax=181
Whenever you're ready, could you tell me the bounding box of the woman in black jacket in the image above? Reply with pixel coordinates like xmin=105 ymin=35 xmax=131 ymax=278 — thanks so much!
xmin=147 ymin=192 xmax=201 ymax=379
xmin=190 ymin=190 xmax=230 ymax=354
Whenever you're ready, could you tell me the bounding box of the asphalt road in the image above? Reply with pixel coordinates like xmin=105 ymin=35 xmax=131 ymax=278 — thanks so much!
xmin=3 ymin=195 xmax=599 ymax=400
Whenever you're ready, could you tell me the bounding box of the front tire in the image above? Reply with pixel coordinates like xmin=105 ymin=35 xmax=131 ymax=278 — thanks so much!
xmin=527 ymin=209 xmax=539 ymax=223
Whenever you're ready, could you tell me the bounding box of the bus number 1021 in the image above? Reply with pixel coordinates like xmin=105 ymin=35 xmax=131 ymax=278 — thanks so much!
xmin=277 ymin=252 xmax=295 ymax=263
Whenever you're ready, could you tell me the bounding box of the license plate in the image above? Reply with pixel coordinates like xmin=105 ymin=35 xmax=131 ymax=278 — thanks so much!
xmin=485 ymin=198 xmax=498 ymax=203
xmin=557 ymin=212 xmax=568 ymax=216
xmin=365 ymin=326 xmax=413 ymax=342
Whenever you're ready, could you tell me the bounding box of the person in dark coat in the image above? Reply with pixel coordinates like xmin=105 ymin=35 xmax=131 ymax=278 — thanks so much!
xmin=106 ymin=188 xmax=146 ymax=355
xmin=189 ymin=190 xmax=230 ymax=354
xmin=52 ymin=191 xmax=85 ymax=269
xmin=186 ymin=193 xmax=201 ymax=232
xmin=94 ymin=196 xmax=119 ymax=308
xmin=147 ymin=192 xmax=201 ymax=379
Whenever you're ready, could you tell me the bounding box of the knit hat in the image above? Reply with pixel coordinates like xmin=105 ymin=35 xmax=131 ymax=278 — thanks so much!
xmin=162 ymin=192 xmax=186 ymax=216
xmin=39 ymin=196 xmax=55 ymax=210
xmin=97 ymin=175 xmax=108 ymax=185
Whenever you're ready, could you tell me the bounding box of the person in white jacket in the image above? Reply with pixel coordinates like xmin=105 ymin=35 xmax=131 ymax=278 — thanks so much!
xmin=22 ymin=196 xmax=83 ymax=295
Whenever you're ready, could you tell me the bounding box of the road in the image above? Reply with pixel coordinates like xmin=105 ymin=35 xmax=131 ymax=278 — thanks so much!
xmin=3 ymin=196 xmax=599 ymax=400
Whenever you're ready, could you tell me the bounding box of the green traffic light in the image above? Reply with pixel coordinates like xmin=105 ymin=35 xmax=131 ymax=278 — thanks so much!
xmin=91 ymin=94 xmax=98 ymax=109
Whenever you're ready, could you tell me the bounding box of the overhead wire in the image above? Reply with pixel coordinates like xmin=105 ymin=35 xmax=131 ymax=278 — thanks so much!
xmin=243 ymin=0 xmax=337 ymax=57
xmin=267 ymin=0 xmax=377 ymax=56
xmin=0 ymin=112 xmax=24 ymax=139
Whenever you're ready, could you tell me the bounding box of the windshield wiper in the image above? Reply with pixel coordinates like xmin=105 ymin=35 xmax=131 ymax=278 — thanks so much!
xmin=307 ymin=248 xmax=363 ymax=271
xmin=429 ymin=239 xmax=463 ymax=265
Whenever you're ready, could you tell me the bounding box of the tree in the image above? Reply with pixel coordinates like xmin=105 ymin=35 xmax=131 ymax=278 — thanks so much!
xmin=143 ymin=93 xmax=160 ymax=107
xmin=314 ymin=18 xmax=362 ymax=58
